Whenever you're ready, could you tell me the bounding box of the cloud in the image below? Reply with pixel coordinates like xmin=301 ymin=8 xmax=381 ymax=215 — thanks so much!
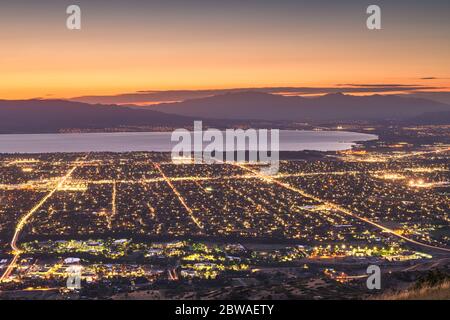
xmin=419 ymin=77 xmax=450 ymax=80
xmin=337 ymin=83 xmax=418 ymax=87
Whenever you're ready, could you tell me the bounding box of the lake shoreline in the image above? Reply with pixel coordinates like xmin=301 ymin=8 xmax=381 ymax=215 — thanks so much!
xmin=0 ymin=130 xmax=378 ymax=154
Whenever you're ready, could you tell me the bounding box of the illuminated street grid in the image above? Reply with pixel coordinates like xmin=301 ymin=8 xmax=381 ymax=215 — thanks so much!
xmin=0 ymin=150 xmax=448 ymax=245
xmin=0 ymin=146 xmax=448 ymax=294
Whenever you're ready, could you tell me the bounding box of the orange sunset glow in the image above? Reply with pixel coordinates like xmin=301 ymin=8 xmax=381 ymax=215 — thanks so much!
xmin=0 ymin=1 xmax=449 ymax=99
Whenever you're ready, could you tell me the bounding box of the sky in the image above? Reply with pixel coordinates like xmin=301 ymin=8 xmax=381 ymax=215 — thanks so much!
xmin=0 ymin=0 xmax=449 ymax=99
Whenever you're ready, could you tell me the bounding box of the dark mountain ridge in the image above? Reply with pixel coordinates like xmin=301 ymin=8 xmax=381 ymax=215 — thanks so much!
xmin=1 ymin=93 xmax=449 ymax=134
xmin=149 ymin=92 xmax=450 ymax=121
xmin=0 ymin=99 xmax=194 ymax=133
xmin=410 ymin=111 xmax=450 ymax=124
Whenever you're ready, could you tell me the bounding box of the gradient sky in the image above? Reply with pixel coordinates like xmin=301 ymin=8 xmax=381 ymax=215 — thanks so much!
xmin=0 ymin=0 xmax=449 ymax=99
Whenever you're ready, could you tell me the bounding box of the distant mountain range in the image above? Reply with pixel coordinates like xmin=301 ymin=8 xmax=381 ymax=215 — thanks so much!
xmin=0 ymin=93 xmax=449 ymax=133
xmin=148 ymin=92 xmax=450 ymax=121
xmin=408 ymin=92 xmax=450 ymax=105
xmin=70 ymin=86 xmax=445 ymax=105
xmin=411 ymin=111 xmax=450 ymax=124
xmin=0 ymin=100 xmax=194 ymax=134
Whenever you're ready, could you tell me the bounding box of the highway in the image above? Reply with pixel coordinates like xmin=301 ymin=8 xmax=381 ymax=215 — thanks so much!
xmin=1 ymin=167 xmax=448 ymax=191
xmin=0 ymin=161 xmax=83 ymax=282
xmin=233 ymin=162 xmax=450 ymax=254
xmin=153 ymin=162 xmax=204 ymax=230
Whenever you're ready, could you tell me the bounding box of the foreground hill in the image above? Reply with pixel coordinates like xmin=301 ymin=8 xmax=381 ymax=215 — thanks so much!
xmin=0 ymin=100 xmax=195 ymax=133
xmin=149 ymin=92 xmax=450 ymax=121
xmin=381 ymin=281 xmax=450 ymax=300
xmin=373 ymin=280 xmax=450 ymax=300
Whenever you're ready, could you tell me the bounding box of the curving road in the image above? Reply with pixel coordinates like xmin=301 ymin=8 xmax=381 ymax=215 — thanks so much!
xmin=233 ymin=162 xmax=450 ymax=254
xmin=0 ymin=162 xmax=83 ymax=282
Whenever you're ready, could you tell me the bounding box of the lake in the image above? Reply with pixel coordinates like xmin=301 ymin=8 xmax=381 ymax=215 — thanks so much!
xmin=0 ymin=130 xmax=378 ymax=154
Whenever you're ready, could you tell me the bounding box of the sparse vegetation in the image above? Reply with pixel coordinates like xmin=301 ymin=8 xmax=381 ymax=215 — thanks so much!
xmin=373 ymin=270 xmax=450 ymax=300
xmin=374 ymin=281 xmax=450 ymax=300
